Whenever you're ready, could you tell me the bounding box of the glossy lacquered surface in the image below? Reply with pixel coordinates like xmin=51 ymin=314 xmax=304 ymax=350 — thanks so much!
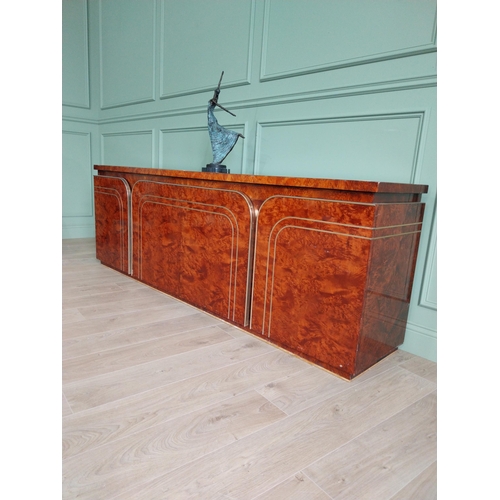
xmin=250 ymin=196 xmax=424 ymax=378
xmin=94 ymin=165 xmax=429 ymax=193
xmin=94 ymin=175 xmax=130 ymax=274
xmin=131 ymin=180 xmax=254 ymax=326
xmin=94 ymin=165 xmax=427 ymax=379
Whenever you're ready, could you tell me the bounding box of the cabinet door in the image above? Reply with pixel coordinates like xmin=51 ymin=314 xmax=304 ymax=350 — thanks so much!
xmin=94 ymin=175 xmax=131 ymax=274
xmin=250 ymin=195 xmax=375 ymax=377
xmin=131 ymin=180 xmax=254 ymax=326
xmin=251 ymin=195 xmax=425 ymax=379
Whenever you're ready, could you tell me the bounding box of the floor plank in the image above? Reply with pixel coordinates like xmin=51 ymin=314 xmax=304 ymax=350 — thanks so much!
xmin=400 ymin=355 xmax=438 ymax=383
xmin=63 ymin=285 xmax=171 ymax=311
xmin=62 ymin=325 xmax=234 ymax=383
xmin=63 ymin=336 xmax=275 ymax=412
xmin=255 ymin=365 xmax=351 ymax=416
xmin=63 ymin=391 xmax=286 ymax=500
xmin=62 ymin=302 xmax=199 ymax=340
xmin=253 ymin=472 xmax=332 ymax=500
xmin=62 ymin=311 xmax=222 ymax=359
xmin=63 ymin=350 xmax=308 ymax=460
xmin=62 ymin=392 xmax=73 ymax=418
xmin=389 ymin=460 xmax=437 ymax=500
xmin=112 ymin=367 xmax=436 ymax=500
xmin=304 ymin=391 xmax=437 ymax=500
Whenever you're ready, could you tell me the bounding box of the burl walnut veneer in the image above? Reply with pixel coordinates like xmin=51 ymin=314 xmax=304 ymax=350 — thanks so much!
xmin=94 ymin=165 xmax=428 ymax=379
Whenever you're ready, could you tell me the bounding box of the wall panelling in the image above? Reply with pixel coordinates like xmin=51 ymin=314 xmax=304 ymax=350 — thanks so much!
xmin=62 ymin=0 xmax=90 ymax=108
xmin=261 ymin=0 xmax=437 ymax=80
xmin=101 ymin=130 xmax=155 ymax=169
xmin=99 ymin=0 xmax=156 ymax=109
xmin=255 ymin=113 xmax=423 ymax=181
xmin=62 ymin=128 xmax=97 ymax=238
xmin=160 ymin=0 xmax=255 ymax=99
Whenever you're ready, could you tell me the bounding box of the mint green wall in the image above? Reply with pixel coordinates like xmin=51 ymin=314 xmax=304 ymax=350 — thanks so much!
xmin=63 ymin=0 xmax=100 ymax=237
xmin=62 ymin=0 xmax=437 ymax=361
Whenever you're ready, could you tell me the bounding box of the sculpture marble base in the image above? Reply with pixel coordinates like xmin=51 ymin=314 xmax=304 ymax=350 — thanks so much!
xmin=203 ymin=164 xmax=230 ymax=173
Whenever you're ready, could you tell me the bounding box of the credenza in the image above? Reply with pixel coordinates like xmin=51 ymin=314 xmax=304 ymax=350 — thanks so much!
xmin=94 ymin=165 xmax=428 ymax=379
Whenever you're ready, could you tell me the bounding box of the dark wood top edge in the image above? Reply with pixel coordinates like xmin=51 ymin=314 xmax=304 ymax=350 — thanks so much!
xmin=94 ymin=165 xmax=429 ymax=194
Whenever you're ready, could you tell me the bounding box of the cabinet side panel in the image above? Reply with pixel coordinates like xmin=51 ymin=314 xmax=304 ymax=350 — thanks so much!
xmin=94 ymin=175 xmax=130 ymax=273
xmin=355 ymin=230 xmax=423 ymax=375
xmin=354 ymin=201 xmax=425 ymax=375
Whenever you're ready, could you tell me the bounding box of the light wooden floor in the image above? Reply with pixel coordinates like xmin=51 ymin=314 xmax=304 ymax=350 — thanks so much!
xmin=62 ymin=238 xmax=437 ymax=499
